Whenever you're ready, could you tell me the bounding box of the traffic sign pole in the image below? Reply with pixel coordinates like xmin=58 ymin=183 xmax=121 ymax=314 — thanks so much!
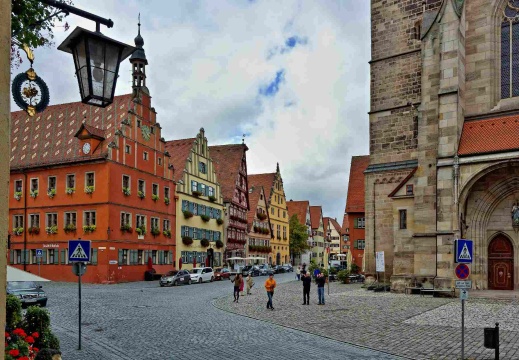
xmin=78 ymin=262 xmax=82 ymax=350
xmin=461 ymin=298 xmax=465 ymax=360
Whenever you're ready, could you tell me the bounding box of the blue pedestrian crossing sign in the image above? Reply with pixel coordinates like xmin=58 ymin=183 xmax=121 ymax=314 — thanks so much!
xmin=68 ymin=240 xmax=91 ymax=262
xmin=455 ymin=239 xmax=473 ymax=264
xmin=36 ymin=249 xmax=43 ymax=258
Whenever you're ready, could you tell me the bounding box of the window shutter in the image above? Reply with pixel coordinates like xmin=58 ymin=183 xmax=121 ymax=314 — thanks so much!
xmin=206 ymin=206 xmax=211 ymax=217
xmin=354 ymin=218 xmax=358 ymax=228
xmin=353 ymin=240 xmax=358 ymax=249
xmin=10 ymin=250 xmax=14 ymax=264
xmin=92 ymin=249 xmax=98 ymax=265
xmin=160 ymin=251 xmax=165 ymax=265
xmin=188 ymin=202 xmax=194 ymax=212
xmin=118 ymin=250 xmax=124 ymax=265
xmin=54 ymin=251 xmax=59 ymax=264
xmin=182 ymin=200 xmax=188 ymax=211
xmin=189 ymin=227 xmax=193 ymax=238
xmin=197 ymin=183 xmax=202 ymax=193
xmin=130 ymin=250 xmax=135 ymax=265
xmin=41 ymin=250 xmax=47 ymax=264
xmin=170 ymin=252 xmax=173 ymax=265
xmin=60 ymin=250 xmax=65 ymax=264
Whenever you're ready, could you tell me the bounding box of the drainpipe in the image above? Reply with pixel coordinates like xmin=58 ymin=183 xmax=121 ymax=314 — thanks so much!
xmin=23 ymin=170 xmax=27 ymax=271
xmin=372 ymin=182 xmax=376 ymax=274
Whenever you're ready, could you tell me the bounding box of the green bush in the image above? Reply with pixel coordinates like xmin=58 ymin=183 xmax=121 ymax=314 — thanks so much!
xmin=350 ymin=263 xmax=360 ymax=274
xmin=308 ymin=261 xmax=319 ymax=275
xmin=330 ymin=266 xmax=339 ymax=275
xmin=40 ymin=328 xmax=60 ymax=351
xmin=22 ymin=306 xmax=61 ymax=350
xmin=6 ymin=294 xmax=22 ymax=330
xmin=320 ymin=268 xmax=329 ymax=278
xmin=337 ymin=269 xmax=351 ymax=283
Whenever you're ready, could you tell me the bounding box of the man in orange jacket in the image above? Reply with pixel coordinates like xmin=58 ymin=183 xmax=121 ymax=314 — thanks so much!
xmin=264 ymin=273 xmax=277 ymax=310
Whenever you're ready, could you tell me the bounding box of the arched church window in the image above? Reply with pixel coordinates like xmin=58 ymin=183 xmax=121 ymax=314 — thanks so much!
xmin=501 ymin=1 xmax=519 ymax=98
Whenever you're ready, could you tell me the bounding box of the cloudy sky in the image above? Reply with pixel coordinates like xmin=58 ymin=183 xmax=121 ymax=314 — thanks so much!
xmin=13 ymin=0 xmax=370 ymax=223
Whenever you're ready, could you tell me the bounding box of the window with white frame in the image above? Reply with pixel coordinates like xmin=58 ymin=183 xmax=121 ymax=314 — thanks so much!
xmin=15 ymin=179 xmax=22 ymax=193
xmin=163 ymin=219 xmax=170 ymax=231
xmin=199 ymin=161 xmax=206 ymax=174
xmin=31 ymin=178 xmax=38 ymax=192
xmin=121 ymin=212 xmax=131 ymax=227
xmin=123 ymin=175 xmax=130 ymax=189
xmin=151 ymin=217 xmax=159 ymax=230
xmin=46 ymin=213 xmax=57 ymax=227
xmin=164 ymin=187 xmax=170 ymax=200
xmin=208 ymin=186 xmax=214 ymax=197
xmin=191 ymin=180 xmax=198 ymax=192
xmin=125 ymin=144 xmax=131 ymax=154
xmin=66 ymin=174 xmax=75 ymax=189
xmin=143 ymin=151 xmax=148 ymax=160
xmin=48 ymin=176 xmax=56 ymax=191
xmin=13 ymin=214 xmax=23 ymax=228
xmin=152 ymin=184 xmax=159 ymax=196
xmin=64 ymin=212 xmax=76 ymax=226
xmin=29 ymin=214 xmax=39 ymax=228
xmin=84 ymin=211 xmax=96 ymax=226
xmin=158 ymin=157 xmax=162 ymax=165
xmin=136 ymin=215 xmax=146 ymax=228
xmin=85 ymin=172 xmax=95 ymax=187
xmin=138 ymin=180 xmax=145 ymax=194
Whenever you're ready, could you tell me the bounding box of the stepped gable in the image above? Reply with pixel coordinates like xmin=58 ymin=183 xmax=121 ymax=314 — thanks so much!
xmin=164 ymin=138 xmax=196 ymax=182
xmin=209 ymin=144 xmax=247 ymax=202
xmin=248 ymin=173 xmax=276 ymax=202
xmin=286 ymin=200 xmax=309 ymax=224
xmin=10 ymin=94 xmax=133 ymax=169
xmin=346 ymin=155 xmax=370 ymax=213
xmin=309 ymin=205 xmax=322 ymax=230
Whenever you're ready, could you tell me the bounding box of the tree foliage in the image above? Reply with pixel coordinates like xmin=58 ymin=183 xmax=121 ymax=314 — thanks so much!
xmin=289 ymin=214 xmax=311 ymax=256
xmin=11 ymin=0 xmax=72 ymax=67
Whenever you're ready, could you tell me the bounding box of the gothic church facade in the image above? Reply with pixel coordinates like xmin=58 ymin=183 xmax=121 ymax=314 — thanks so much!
xmin=366 ymin=0 xmax=519 ymax=291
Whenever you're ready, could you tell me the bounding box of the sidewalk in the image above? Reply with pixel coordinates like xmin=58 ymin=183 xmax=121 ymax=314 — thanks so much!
xmin=214 ymin=280 xmax=519 ymax=359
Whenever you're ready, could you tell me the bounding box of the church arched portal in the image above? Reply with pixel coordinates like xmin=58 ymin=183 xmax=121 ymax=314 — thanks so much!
xmin=488 ymin=234 xmax=514 ymax=290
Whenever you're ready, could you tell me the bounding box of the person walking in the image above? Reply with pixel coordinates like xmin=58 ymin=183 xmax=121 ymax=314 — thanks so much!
xmin=239 ymin=273 xmax=245 ymax=295
xmin=232 ymin=274 xmax=243 ymax=303
xmin=246 ymin=274 xmax=254 ymax=295
xmin=316 ymin=273 xmax=326 ymax=305
xmin=296 ymin=266 xmax=301 ymax=281
xmin=302 ymin=271 xmax=311 ymax=305
xmin=264 ymin=273 xmax=277 ymax=310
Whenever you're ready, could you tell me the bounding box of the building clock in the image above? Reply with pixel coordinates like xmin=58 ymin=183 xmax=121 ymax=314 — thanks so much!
xmin=82 ymin=142 xmax=91 ymax=154
xmin=141 ymin=125 xmax=151 ymax=141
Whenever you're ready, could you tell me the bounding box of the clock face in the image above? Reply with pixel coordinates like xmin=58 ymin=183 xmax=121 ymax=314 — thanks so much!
xmin=82 ymin=142 xmax=91 ymax=154
xmin=141 ymin=125 xmax=151 ymax=141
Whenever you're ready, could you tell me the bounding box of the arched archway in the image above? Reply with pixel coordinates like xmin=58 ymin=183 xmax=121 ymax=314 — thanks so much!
xmin=276 ymin=253 xmax=281 ymax=265
xmin=488 ymin=234 xmax=514 ymax=290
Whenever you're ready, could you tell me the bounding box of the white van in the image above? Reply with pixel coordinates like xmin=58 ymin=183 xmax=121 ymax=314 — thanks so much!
xmin=189 ymin=267 xmax=214 ymax=283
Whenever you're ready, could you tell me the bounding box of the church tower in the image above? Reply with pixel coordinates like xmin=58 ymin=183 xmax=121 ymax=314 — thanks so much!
xmin=129 ymin=15 xmax=149 ymax=95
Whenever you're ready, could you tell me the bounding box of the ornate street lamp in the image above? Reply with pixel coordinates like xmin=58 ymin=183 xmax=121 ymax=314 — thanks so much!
xmin=58 ymin=27 xmax=135 ymax=107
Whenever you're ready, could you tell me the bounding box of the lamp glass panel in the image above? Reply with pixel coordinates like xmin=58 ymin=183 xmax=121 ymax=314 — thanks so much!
xmin=87 ymin=37 xmax=106 ymax=98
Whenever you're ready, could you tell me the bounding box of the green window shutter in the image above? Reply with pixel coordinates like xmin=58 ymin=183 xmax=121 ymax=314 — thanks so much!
xmin=54 ymin=250 xmax=59 ymax=264
xmin=60 ymin=250 xmax=65 ymax=264
xmin=353 ymin=240 xmax=358 ymax=249
xmin=92 ymin=249 xmax=98 ymax=265
xmin=41 ymin=250 xmax=47 ymax=264
xmin=354 ymin=218 xmax=358 ymax=229
xmin=197 ymin=183 xmax=202 ymax=193
xmin=10 ymin=250 xmax=14 ymax=264
xmin=160 ymin=251 xmax=164 ymax=265
xmin=170 ymin=252 xmax=173 ymax=265
xmin=188 ymin=202 xmax=194 ymax=212
xmin=182 ymin=200 xmax=188 ymax=211
xmin=118 ymin=249 xmax=124 ymax=265
xmin=188 ymin=227 xmax=193 ymax=238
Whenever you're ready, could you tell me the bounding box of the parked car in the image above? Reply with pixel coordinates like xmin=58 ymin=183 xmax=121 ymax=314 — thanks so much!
xmin=258 ymin=264 xmax=273 ymax=276
xmin=159 ymin=270 xmax=191 ymax=287
xmin=282 ymin=264 xmax=293 ymax=272
xmin=241 ymin=265 xmax=260 ymax=277
xmin=7 ymin=281 xmax=47 ymax=307
xmin=190 ymin=267 xmax=215 ymax=283
xmin=214 ymin=268 xmax=231 ymax=281
xmin=272 ymin=265 xmax=285 ymax=274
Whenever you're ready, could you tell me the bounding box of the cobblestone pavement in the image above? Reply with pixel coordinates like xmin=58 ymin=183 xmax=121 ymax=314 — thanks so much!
xmin=43 ymin=273 xmax=401 ymax=360
xmin=213 ymin=280 xmax=519 ymax=360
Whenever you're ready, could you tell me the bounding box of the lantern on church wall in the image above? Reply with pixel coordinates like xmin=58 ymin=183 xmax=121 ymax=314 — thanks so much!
xmin=58 ymin=27 xmax=135 ymax=107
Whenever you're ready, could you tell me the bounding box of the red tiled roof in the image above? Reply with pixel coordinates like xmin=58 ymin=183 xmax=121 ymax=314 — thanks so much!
xmin=341 ymin=214 xmax=349 ymax=235
xmin=323 ymin=217 xmax=330 ymax=233
xmin=10 ymin=94 xmax=133 ymax=169
xmin=164 ymin=138 xmax=196 ymax=182
xmin=247 ymin=185 xmax=267 ymax=226
xmin=286 ymin=200 xmax=309 ymax=224
xmin=325 ymin=217 xmax=342 ymax=233
xmin=345 ymin=155 xmax=369 ymax=213
xmin=309 ymin=205 xmax=322 ymax=230
xmin=248 ymin=173 xmax=276 ymax=203
xmin=209 ymin=144 xmax=247 ymax=203
xmin=458 ymin=115 xmax=519 ymax=156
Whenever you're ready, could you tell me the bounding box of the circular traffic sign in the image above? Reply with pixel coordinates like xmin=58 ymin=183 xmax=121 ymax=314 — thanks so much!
xmin=455 ymin=264 xmax=470 ymax=279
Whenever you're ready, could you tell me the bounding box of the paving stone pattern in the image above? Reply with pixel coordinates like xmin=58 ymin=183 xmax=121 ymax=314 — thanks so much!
xmin=44 ymin=273 xmax=400 ymax=360
xmin=214 ymin=280 xmax=519 ymax=360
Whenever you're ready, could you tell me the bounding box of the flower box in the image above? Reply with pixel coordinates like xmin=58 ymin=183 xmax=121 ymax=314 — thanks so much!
xmin=47 ymin=188 xmax=56 ymax=198
xmin=163 ymin=229 xmax=172 ymax=238
xmin=200 ymin=214 xmax=210 ymax=222
xmin=208 ymin=195 xmax=217 ymax=202
xmin=83 ymin=225 xmax=96 ymax=233
xmin=14 ymin=191 xmax=22 ymax=201
xmin=216 ymin=218 xmax=224 ymax=225
xmin=192 ymin=190 xmax=202 ymax=197
xmin=122 ymin=187 xmax=131 ymax=196
xmin=28 ymin=227 xmax=40 ymax=235
xmin=45 ymin=226 xmax=58 ymax=235
xmin=66 ymin=187 xmax=75 ymax=195
xmin=136 ymin=226 xmax=146 ymax=236
xmin=151 ymin=194 xmax=159 ymax=202
xmin=200 ymin=238 xmax=210 ymax=247
xmin=64 ymin=224 xmax=77 ymax=233
xmin=30 ymin=189 xmax=39 ymax=198
xmin=215 ymin=240 xmax=224 ymax=248
xmin=164 ymin=197 xmax=170 ymax=205
xmin=151 ymin=227 xmax=161 ymax=236
xmin=85 ymin=185 xmax=95 ymax=194
xmin=182 ymin=236 xmax=193 ymax=245
xmin=12 ymin=227 xmax=24 ymax=236
xmin=257 ymin=213 xmax=267 ymax=221
xmin=137 ymin=190 xmax=145 ymax=199
xmin=120 ymin=224 xmax=133 ymax=233
xmin=183 ymin=210 xmax=194 ymax=219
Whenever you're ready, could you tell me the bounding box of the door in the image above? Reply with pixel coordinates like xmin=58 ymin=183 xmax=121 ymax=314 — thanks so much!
xmin=488 ymin=235 xmax=514 ymax=290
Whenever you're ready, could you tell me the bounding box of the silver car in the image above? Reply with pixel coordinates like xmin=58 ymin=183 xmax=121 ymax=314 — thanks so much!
xmin=159 ymin=270 xmax=192 ymax=287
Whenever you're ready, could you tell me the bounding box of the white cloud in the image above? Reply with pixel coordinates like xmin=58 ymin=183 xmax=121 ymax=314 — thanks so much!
xmin=12 ymin=0 xmax=370 ymax=222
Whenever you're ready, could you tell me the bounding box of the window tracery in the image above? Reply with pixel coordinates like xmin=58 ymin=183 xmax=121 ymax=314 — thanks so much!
xmin=501 ymin=1 xmax=519 ymax=98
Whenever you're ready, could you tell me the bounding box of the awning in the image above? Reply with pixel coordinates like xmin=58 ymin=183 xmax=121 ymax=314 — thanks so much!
xmin=7 ymin=266 xmax=51 ymax=282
